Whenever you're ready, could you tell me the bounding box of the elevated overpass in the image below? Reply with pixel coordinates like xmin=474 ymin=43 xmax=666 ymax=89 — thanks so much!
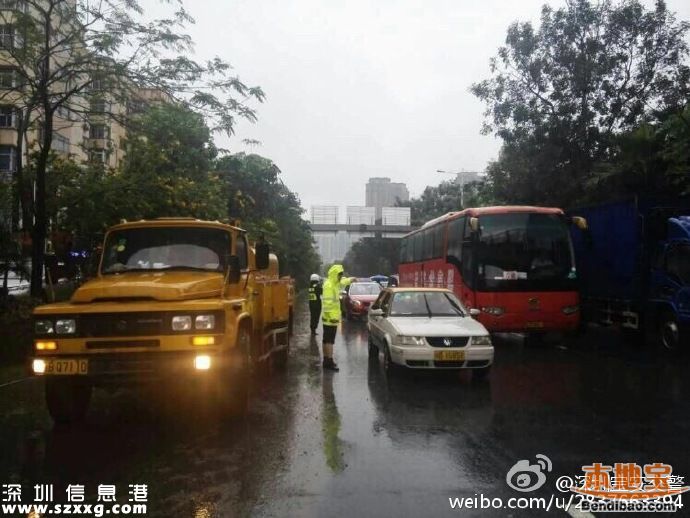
xmin=309 ymin=223 xmax=416 ymax=266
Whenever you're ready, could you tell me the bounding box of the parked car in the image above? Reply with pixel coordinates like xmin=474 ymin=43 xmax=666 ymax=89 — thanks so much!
xmin=341 ymin=282 xmax=383 ymax=320
xmin=367 ymin=288 xmax=493 ymax=377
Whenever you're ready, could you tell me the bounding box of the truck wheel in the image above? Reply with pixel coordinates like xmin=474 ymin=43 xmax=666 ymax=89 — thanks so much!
xmin=45 ymin=377 xmax=92 ymax=424
xmin=658 ymin=312 xmax=682 ymax=353
xmin=220 ymin=327 xmax=251 ymax=417
xmin=273 ymin=330 xmax=289 ymax=371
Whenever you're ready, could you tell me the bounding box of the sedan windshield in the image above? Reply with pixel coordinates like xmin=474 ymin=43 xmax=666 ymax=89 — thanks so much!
xmin=349 ymin=283 xmax=382 ymax=296
xmin=389 ymin=291 xmax=465 ymax=317
xmin=101 ymin=227 xmax=231 ymax=274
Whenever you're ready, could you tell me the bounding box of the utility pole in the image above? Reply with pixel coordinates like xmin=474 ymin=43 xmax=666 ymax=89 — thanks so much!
xmin=436 ymin=169 xmax=483 ymax=208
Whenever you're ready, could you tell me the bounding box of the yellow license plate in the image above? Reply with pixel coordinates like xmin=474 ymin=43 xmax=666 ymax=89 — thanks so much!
xmin=45 ymin=359 xmax=88 ymax=375
xmin=526 ymin=322 xmax=544 ymax=329
xmin=434 ymin=350 xmax=465 ymax=361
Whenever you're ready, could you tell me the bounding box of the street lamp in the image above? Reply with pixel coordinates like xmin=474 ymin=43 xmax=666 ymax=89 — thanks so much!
xmin=436 ymin=169 xmax=483 ymax=209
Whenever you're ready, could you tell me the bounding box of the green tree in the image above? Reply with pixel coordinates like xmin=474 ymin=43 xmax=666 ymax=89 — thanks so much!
xmin=343 ymin=237 xmax=400 ymax=277
xmin=472 ymin=0 xmax=690 ymax=207
xmin=52 ymin=104 xmax=226 ymax=245
xmin=216 ymin=153 xmax=320 ymax=286
xmin=398 ymin=179 xmax=495 ymax=226
xmin=1 ymin=0 xmax=264 ymax=296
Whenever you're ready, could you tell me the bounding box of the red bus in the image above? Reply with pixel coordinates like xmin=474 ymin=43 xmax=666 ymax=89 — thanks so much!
xmin=398 ymin=206 xmax=581 ymax=334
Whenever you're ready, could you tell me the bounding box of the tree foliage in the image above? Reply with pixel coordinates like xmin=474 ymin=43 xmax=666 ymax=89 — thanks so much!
xmin=1 ymin=0 xmax=264 ymax=295
xmin=472 ymin=0 xmax=690 ymax=207
xmin=343 ymin=237 xmax=400 ymax=277
xmin=398 ymin=180 xmax=495 ymax=226
xmin=216 ymin=153 xmax=320 ymax=287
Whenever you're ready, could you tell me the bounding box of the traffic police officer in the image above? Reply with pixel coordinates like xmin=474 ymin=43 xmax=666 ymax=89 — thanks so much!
xmin=308 ymin=273 xmax=323 ymax=335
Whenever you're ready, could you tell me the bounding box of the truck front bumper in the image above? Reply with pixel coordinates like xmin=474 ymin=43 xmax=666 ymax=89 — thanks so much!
xmin=29 ymin=350 xmax=240 ymax=387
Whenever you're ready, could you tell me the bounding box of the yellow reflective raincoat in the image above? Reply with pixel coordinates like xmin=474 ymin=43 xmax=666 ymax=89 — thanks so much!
xmin=321 ymin=264 xmax=353 ymax=325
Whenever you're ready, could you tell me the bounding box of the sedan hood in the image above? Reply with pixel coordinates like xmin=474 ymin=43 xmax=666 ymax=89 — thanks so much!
xmin=387 ymin=316 xmax=489 ymax=337
xmin=350 ymin=294 xmax=379 ymax=303
xmin=71 ymin=271 xmax=224 ymax=303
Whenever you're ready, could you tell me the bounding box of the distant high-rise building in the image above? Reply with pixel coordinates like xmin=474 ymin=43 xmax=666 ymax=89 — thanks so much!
xmin=365 ymin=177 xmax=409 ymax=221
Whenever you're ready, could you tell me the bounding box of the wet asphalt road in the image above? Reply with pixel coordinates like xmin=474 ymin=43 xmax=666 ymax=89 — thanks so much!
xmin=1 ymin=302 xmax=689 ymax=517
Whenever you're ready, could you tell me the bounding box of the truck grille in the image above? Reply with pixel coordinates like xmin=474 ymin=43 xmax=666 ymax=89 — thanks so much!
xmin=426 ymin=336 xmax=469 ymax=348
xmin=80 ymin=313 xmax=166 ymax=337
xmin=33 ymin=311 xmax=224 ymax=338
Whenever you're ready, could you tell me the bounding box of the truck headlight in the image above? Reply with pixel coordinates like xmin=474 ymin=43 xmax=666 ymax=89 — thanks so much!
xmin=195 ymin=314 xmax=216 ymax=330
xmin=35 ymin=320 xmax=54 ymax=334
xmin=394 ymin=336 xmax=426 ymax=346
xmin=471 ymin=335 xmax=492 ymax=346
xmin=172 ymin=315 xmax=192 ymax=331
xmin=55 ymin=319 xmax=76 ymax=334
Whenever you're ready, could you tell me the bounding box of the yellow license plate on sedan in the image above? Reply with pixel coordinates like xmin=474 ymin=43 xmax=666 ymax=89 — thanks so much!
xmin=45 ymin=359 xmax=88 ymax=375
xmin=434 ymin=350 xmax=465 ymax=361
xmin=526 ymin=321 xmax=544 ymax=329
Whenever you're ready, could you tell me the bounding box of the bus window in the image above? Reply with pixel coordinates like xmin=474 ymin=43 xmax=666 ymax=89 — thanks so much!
xmin=412 ymin=233 xmax=423 ymax=262
xmin=448 ymin=217 xmax=465 ymax=261
xmin=432 ymin=225 xmax=444 ymax=258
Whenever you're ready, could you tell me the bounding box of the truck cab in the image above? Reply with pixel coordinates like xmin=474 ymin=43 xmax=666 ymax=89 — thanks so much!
xmin=31 ymin=218 xmax=293 ymax=423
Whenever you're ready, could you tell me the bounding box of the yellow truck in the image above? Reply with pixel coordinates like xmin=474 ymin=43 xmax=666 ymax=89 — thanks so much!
xmin=30 ymin=218 xmax=293 ymax=423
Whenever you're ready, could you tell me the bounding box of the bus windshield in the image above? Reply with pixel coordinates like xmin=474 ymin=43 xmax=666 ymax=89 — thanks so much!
xmin=101 ymin=227 xmax=231 ymax=274
xmin=476 ymin=213 xmax=575 ymax=291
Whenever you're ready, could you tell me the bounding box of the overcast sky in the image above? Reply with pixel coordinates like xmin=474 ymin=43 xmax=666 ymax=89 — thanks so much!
xmin=144 ymin=0 xmax=690 ymax=220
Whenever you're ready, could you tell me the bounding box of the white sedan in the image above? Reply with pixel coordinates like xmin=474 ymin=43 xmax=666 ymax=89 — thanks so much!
xmin=367 ymin=288 xmax=494 ymax=377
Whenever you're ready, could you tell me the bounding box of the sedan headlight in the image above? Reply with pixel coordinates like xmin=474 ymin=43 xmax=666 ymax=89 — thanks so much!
xmin=394 ymin=336 xmax=426 ymax=346
xmin=55 ymin=319 xmax=76 ymax=334
xmin=471 ymin=335 xmax=492 ymax=346
xmin=195 ymin=314 xmax=216 ymax=330
xmin=35 ymin=319 xmax=54 ymax=334
xmin=172 ymin=315 xmax=192 ymax=331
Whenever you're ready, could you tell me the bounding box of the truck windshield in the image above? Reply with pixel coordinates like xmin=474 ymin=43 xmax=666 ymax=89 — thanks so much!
xmin=101 ymin=227 xmax=231 ymax=274
xmin=476 ymin=213 xmax=575 ymax=292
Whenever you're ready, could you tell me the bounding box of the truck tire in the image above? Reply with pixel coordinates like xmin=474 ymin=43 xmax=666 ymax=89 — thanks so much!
xmin=273 ymin=330 xmax=289 ymax=371
xmin=45 ymin=377 xmax=92 ymax=424
xmin=658 ymin=311 xmax=682 ymax=353
xmin=220 ymin=326 xmax=251 ymax=417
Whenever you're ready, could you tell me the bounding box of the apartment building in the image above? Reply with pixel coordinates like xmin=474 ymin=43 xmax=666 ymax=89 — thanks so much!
xmin=0 ymin=0 xmax=167 ymax=177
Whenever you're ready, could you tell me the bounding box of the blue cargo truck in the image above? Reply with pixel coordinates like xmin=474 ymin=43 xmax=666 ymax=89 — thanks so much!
xmin=570 ymin=198 xmax=690 ymax=351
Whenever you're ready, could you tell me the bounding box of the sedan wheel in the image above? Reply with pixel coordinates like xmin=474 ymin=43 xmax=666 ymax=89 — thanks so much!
xmin=368 ymin=336 xmax=378 ymax=359
xmin=383 ymin=343 xmax=398 ymax=375
xmin=659 ymin=312 xmax=681 ymax=352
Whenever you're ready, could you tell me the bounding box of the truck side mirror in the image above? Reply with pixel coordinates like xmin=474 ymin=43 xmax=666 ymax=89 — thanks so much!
xmin=255 ymin=242 xmax=270 ymax=270
xmin=227 ymin=255 xmax=241 ymax=284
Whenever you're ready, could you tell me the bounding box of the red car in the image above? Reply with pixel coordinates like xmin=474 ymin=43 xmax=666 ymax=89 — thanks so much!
xmin=341 ymin=282 xmax=383 ymax=320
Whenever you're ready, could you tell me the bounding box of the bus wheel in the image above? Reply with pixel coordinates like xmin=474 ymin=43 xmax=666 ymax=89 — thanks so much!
xmin=658 ymin=311 xmax=682 ymax=353
xmin=45 ymin=377 xmax=92 ymax=425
